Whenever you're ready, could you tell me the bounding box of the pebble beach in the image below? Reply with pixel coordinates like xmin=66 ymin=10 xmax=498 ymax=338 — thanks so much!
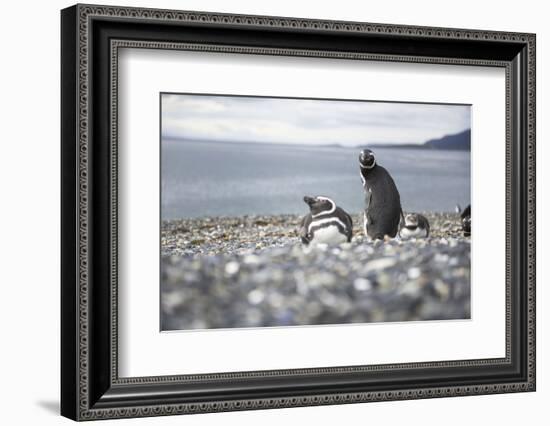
xmin=161 ymin=213 xmax=470 ymax=330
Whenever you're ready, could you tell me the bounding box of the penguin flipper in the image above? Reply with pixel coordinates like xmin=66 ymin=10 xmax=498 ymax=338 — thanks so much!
xmin=299 ymin=214 xmax=312 ymax=244
xmin=299 ymin=227 xmax=311 ymax=245
xmin=365 ymin=189 xmax=372 ymax=210
xmin=423 ymin=215 xmax=430 ymax=237
xmin=367 ymin=212 xmax=375 ymax=226
xmin=343 ymin=210 xmax=354 ymax=242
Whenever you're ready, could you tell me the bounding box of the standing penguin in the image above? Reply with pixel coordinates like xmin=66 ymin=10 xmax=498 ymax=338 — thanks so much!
xmin=299 ymin=196 xmax=353 ymax=245
xmin=359 ymin=149 xmax=403 ymax=240
xmin=399 ymin=213 xmax=430 ymax=239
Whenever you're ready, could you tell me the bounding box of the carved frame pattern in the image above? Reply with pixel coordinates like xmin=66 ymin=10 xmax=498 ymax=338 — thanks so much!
xmin=61 ymin=4 xmax=536 ymax=421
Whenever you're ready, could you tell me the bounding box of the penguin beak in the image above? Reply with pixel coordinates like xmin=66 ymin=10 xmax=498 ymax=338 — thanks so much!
xmin=303 ymin=196 xmax=316 ymax=206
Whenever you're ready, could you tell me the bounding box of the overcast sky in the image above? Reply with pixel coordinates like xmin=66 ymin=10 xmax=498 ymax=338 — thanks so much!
xmin=161 ymin=94 xmax=471 ymax=146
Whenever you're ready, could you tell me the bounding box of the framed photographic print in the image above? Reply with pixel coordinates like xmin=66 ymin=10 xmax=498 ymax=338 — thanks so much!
xmin=61 ymin=4 xmax=536 ymax=421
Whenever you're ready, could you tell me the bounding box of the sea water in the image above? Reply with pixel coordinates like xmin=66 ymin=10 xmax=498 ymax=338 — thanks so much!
xmin=161 ymin=139 xmax=470 ymax=220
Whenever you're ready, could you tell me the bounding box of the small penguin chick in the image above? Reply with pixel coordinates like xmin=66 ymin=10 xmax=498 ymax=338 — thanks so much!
xmin=399 ymin=213 xmax=430 ymax=239
xmin=299 ymin=196 xmax=353 ymax=246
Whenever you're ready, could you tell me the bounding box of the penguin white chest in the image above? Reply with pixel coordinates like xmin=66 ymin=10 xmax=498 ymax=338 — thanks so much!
xmin=399 ymin=227 xmax=428 ymax=239
xmin=310 ymin=224 xmax=347 ymax=245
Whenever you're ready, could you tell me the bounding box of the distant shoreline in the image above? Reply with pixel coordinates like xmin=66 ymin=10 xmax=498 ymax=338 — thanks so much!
xmin=162 ymin=128 xmax=471 ymax=152
xmin=161 ymin=212 xmax=467 ymax=257
xmin=367 ymin=144 xmax=468 ymax=151
xmin=161 ymin=209 xmax=461 ymax=223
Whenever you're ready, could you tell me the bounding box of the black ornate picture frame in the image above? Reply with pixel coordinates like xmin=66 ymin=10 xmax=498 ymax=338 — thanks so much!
xmin=61 ymin=4 xmax=536 ymax=421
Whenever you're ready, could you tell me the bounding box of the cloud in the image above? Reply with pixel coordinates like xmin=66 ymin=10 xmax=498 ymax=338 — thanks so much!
xmin=161 ymin=93 xmax=471 ymax=146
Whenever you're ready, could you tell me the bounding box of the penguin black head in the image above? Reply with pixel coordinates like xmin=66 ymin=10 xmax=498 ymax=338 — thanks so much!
xmin=359 ymin=149 xmax=376 ymax=169
xmin=303 ymin=195 xmax=336 ymax=217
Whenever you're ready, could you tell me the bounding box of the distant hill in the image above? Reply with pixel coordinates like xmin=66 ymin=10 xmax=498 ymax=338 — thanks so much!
xmin=424 ymin=129 xmax=471 ymax=151
xmin=165 ymin=129 xmax=471 ymax=151
xmin=367 ymin=129 xmax=471 ymax=151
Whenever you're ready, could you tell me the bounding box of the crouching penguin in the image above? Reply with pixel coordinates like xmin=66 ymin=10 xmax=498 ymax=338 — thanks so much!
xmin=299 ymin=196 xmax=353 ymax=246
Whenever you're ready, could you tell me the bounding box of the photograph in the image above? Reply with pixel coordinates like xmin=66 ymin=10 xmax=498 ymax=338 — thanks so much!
xmin=160 ymin=93 xmax=472 ymax=331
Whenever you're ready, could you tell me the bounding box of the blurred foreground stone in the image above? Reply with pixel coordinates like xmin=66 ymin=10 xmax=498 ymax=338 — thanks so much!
xmin=161 ymin=213 xmax=470 ymax=330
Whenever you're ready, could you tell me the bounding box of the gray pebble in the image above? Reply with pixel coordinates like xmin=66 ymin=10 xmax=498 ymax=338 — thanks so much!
xmin=160 ymin=212 xmax=471 ymax=330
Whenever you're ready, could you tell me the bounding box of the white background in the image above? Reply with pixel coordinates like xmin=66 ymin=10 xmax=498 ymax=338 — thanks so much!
xmin=119 ymin=50 xmax=505 ymax=376
xmin=0 ymin=0 xmax=547 ymax=425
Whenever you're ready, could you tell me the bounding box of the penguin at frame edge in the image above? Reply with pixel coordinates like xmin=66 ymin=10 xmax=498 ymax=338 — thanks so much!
xmin=460 ymin=204 xmax=471 ymax=237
